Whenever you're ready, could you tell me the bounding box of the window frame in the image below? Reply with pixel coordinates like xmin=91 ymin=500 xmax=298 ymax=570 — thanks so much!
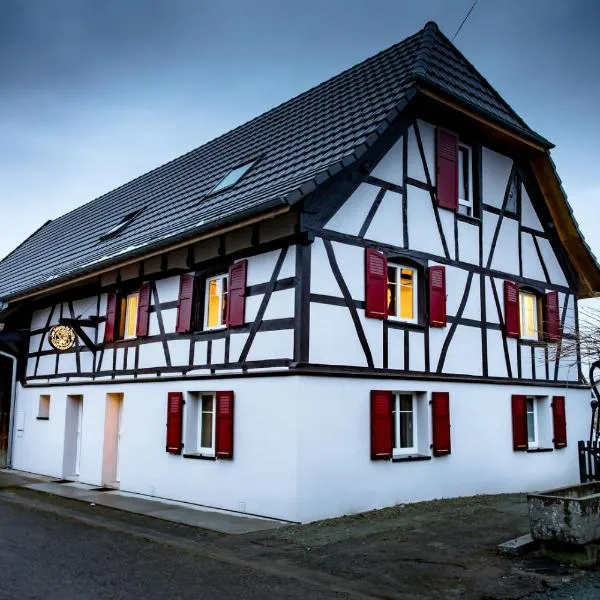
xmin=526 ymin=396 xmax=539 ymax=449
xmin=122 ymin=292 xmax=139 ymax=340
xmin=203 ymin=273 xmax=228 ymax=331
xmin=198 ymin=393 xmax=216 ymax=455
xmin=387 ymin=263 xmax=418 ymax=324
xmin=519 ymin=289 xmax=543 ymax=341
xmin=457 ymin=143 xmax=473 ymax=217
xmin=37 ymin=394 xmax=50 ymax=420
xmin=392 ymin=392 xmax=418 ymax=456
xmin=209 ymin=158 xmax=258 ymax=195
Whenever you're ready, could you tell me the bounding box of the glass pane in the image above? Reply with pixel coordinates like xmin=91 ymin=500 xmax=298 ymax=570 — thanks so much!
xmin=399 ymin=269 xmax=413 ymax=320
xmin=399 ymin=395 xmax=413 ymax=412
xmin=527 ymin=398 xmax=535 ymax=443
xmin=221 ymin=277 xmax=228 ymax=325
xmin=126 ymin=294 xmax=138 ymax=338
xmin=200 ymin=395 xmax=214 ymax=449
xmin=400 ymin=412 xmax=414 ymax=448
xmin=207 ymin=279 xmax=221 ymax=328
xmin=387 ymin=266 xmax=397 ymax=316
xmin=212 ymin=161 xmax=255 ymax=193
xmin=521 ymin=293 xmax=537 ymax=338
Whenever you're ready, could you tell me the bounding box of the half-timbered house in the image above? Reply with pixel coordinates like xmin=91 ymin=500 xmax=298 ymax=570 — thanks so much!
xmin=1 ymin=22 xmax=598 ymax=522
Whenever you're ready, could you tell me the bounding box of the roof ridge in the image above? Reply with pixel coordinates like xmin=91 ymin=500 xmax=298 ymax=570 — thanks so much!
xmin=410 ymin=21 xmax=437 ymax=80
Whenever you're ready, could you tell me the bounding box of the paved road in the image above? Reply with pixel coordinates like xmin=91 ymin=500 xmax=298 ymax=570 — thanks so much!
xmin=0 ymin=494 xmax=349 ymax=600
xmin=525 ymin=572 xmax=600 ymax=600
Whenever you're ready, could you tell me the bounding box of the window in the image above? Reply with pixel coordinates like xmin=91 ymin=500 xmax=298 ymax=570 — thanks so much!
xmin=183 ymin=391 xmax=235 ymax=459
xmin=100 ymin=208 xmax=143 ymax=241
xmin=526 ymin=397 xmax=539 ymax=448
xmin=37 ymin=395 xmax=50 ymax=420
xmin=458 ymin=144 xmax=473 ymax=216
xmin=210 ymin=159 xmax=257 ymax=194
xmin=204 ymin=274 xmax=228 ymax=330
xmin=387 ymin=264 xmax=417 ymax=323
xmin=520 ymin=290 xmax=542 ymax=341
xmin=392 ymin=393 xmax=417 ymax=455
xmin=119 ymin=292 xmax=139 ymax=340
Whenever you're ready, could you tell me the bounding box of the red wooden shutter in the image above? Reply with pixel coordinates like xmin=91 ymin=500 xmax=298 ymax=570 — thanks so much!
xmin=365 ymin=248 xmax=388 ymax=319
xmin=504 ymin=281 xmax=520 ymax=338
xmin=136 ymin=283 xmax=151 ymax=337
xmin=166 ymin=392 xmax=184 ymax=454
xmin=215 ymin=391 xmax=234 ymax=459
xmin=511 ymin=395 xmax=528 ymax=451
xmin=428 ymin=266 xmax=447 ymax=327
xmin=545 ymin=291 xmax=560 ymax=342
xmin=552 ymin=396 xmax=567 ymax=449
xmin=226 ymin=260 xmax=247 ymax=327
xmin=370 ymin=390 xmax=393 ymax=460
xmin=432 ymin=392 xmax=451 ymax=456
xmin=436 ymin=128 xmax=459 ymax=211
xmin=176 ymin=274 xmax=196 ymax=333
xmin=104 ymin=293 xmax=117 ymax=343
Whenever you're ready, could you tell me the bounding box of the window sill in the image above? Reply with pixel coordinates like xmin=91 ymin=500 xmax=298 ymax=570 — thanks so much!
xmin=182 ymin=453 xmax=216 ymax=461
xmin=456 ymin=212 xmax=480 ymax=225
xmin=392 ymin=454 xmax=431 ymax=463
xmin=526 ymin=447 xmax=553 ymax=453
xmin=36 ymin=417 xmax=49 ymax=421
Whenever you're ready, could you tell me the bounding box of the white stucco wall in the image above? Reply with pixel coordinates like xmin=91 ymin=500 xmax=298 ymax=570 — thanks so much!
xmin=11 ymin=375 xmax=590 ymax=523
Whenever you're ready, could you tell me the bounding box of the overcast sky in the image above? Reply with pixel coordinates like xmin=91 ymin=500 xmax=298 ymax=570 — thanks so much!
xmin=1 ymin=0 xmax=599 ymax=262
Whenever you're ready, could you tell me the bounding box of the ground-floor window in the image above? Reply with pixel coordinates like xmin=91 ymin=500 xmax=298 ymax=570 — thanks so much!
xmin=37 ymin=395 xmax=50 ymax=420
xmin=185 ymin=392 xmax=216 ymax=456
xmin=392 ymin=393 xmax=418 ymax=455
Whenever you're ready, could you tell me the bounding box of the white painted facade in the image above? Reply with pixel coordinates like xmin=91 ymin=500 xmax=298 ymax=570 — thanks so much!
xmin=9 ymin=116 xmax=591 ymax=522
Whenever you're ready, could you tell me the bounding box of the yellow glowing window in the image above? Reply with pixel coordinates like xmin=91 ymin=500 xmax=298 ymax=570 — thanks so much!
xmin=204 ymin=274 xmax=228 ymax=330
xmin=123 ymin=293 xmax=138 ymax=339
xmin=520 ymin=291 xmax=539 ymax=340
xmin=387 ymin=264 xmax=416 ymax=322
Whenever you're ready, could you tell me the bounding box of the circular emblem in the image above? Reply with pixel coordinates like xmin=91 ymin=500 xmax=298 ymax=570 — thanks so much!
xmin=48 ymin=325 xmax=76 ymax=351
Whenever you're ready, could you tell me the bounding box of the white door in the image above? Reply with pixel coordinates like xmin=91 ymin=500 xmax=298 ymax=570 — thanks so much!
xmin=102 ymin=393 xmax=123 ymax=488
xmin=115 ymin=399 xmax=122 ymax=484
xmin=63 ymin=395 xmax=83 ymax=479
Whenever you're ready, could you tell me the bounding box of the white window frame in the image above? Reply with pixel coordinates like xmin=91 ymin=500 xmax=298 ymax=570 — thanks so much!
xmin=203 ymin=274 xmax=228 ymax=331
xmin=198 ymin=393 xmax=216 ymax=455
xmin=519 ymin=290 xmax=539 ymax=341
xmin=526 ymin=396 xmax=539 ymax=449
xmin=123 ymin=292 xmax=139 ymax=340
xmin=458 ymin=143 xmax=473 ymax=217
xmin=392 ymin=392 xmax=418 ymax=456
xmin=387 ymin=263 xmax=418 ymax=324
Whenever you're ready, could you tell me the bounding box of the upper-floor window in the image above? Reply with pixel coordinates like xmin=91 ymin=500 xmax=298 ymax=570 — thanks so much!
xmin=204 ymin=274 xmax=228 ymax=330
xmin=458 ymin=144 xmax=473 ymax=217
xmin=120 ymin=292 xmax=139 ymax=339
xmin=387 ymin=264 xmax=417 ymax=323
xmin=520 ymin=290 xmax=542 ymax=341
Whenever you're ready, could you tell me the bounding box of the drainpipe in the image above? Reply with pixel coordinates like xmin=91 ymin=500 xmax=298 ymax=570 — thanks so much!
xmin=0 ymin=350 xmax=18 ymax=469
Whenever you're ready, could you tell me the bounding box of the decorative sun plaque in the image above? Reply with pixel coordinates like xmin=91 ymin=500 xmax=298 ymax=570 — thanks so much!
xmin=48 ymin=325 xmax=76 ymax=351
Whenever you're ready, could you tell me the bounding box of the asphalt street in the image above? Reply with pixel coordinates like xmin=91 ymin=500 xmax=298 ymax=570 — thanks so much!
xmin=0 ymin=494 xmax=348 ymax=600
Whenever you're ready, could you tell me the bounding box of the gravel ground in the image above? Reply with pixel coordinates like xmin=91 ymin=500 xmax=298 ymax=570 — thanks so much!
xmin=2 ymin=477 xmax=599 ymax=600
xmin=524 ymin=570 xmax=600 ymax=599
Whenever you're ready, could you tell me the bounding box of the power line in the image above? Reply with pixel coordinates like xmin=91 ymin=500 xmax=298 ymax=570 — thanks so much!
xmin=452 ymin=0 xmax=480 ymax=41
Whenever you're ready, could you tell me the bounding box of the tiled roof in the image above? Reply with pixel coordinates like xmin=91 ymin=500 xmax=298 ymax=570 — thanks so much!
xmin=0 ymin=22 xmax=549 ymax=300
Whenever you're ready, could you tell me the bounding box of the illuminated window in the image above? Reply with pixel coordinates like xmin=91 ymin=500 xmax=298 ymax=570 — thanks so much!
xmin=118 ymin=292 xmax=139 ymax=340
xmin=458 ymin=144 xmax=473 ymax=217
xmin=387 ymin=264 xmax=417 ymax=322
xmin=392 ymin=393 xmax=417 ymax=454
xmin=210 ymin=159 xmax=257 ymax=194
xmin=204 ymin=274 xmax=228 ymax=330
xmin=520 ymin=291 xmax=541 ymax=341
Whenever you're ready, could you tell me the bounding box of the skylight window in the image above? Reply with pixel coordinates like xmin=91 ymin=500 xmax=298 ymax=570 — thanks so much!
xmin=210 ymin=159 xmax=257 ymax=194
xmin=100 ymin=208 xmax=143 ymax=241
